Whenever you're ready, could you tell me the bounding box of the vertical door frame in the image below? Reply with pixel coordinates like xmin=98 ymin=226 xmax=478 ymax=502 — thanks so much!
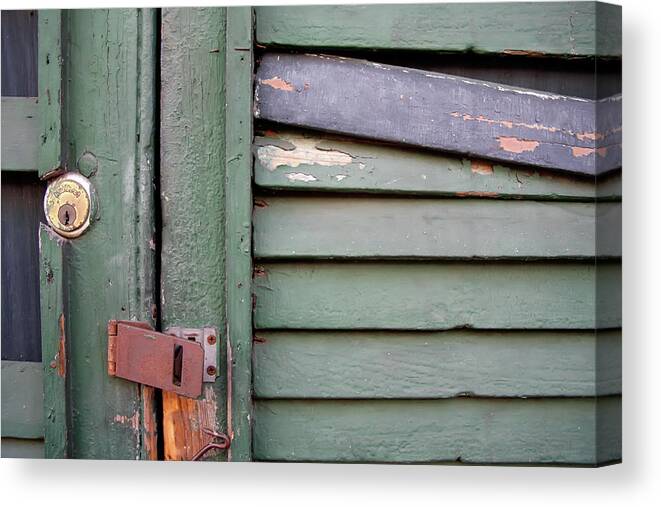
xmin=225 ymin=6 xmax=254 ymax=462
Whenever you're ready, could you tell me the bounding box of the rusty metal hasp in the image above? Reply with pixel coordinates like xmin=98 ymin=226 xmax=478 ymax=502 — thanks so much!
xmin=108 ymin=320 xmax=217 ymax=398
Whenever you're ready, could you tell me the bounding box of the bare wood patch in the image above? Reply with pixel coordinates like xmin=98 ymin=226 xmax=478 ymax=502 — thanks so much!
xmin=163 ymin=385 xmax=219 ymax=461
xmin=470 ymin=160 xmax=494 ymax=175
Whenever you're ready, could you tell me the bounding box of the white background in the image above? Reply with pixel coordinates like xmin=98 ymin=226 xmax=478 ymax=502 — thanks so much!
xmin=1 ymin=0 xmax=658 ymax=505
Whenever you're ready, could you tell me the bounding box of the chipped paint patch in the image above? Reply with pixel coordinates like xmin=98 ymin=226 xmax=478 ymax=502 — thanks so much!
xmin=572 ymin=146 xmax=609 ymax=158
xmin=576 ymin=131 xmax=603 ymax=141
xmin=260 ymin=76 xmax=295 ymax=92
xmin=471 ymin=160 xmax=494 ymax=175
xmin=456 ymin=191 xmax=500 ymax=197
xmin=257 ymin=138 xmax=353 ymax=171
xmin=498 ymin=137 xmax=540 ymax=154
xmin=114 ymin=411 xmax=140 ymax=431
xmin=572 ymin=147 xmax=594 ymax=157
xmin=57 ymin=313 xmax=66 ymax=377
xmin=285 ymin=172 xmax=318 ymax=183
xmin=502 ymin=49 xmax=546 ymax=57
xmin=335 ymin=174 xmax=348 ymax=181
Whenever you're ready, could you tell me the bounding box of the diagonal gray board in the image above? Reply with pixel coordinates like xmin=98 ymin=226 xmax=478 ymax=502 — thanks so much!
xmin=254 ymin=53 xmax=621 ymax=176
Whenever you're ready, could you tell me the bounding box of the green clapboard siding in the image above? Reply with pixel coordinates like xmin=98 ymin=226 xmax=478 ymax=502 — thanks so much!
xmin=253 ymin=330 xmax=621 ymax=399
xmin=254 ymin=132 xmax=622 ymax=201
xmin=1 ymin=97 xmax=39 ymax=171
xmin=1 ymin=361 xmax=43 ymax=439
xmin=254 ymin=197 xmax=621 ymax=260
xmin=253 ymin=397 xmax=621 ymax=464
xmin=1 ymin=438 xmax=45 ymax=459
xmin=254 ymin=262 xmax=621 ymax=330
xmin=255 ymin=3 xmax=621 ymax=57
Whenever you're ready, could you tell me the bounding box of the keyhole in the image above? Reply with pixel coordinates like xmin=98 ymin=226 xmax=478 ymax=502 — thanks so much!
xmin=57 ymin=204 xmax=77 ymax=228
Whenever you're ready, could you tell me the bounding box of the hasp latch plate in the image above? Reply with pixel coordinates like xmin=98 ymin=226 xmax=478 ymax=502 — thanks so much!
xmin=107 ymin=320 xmax=218 ymax=399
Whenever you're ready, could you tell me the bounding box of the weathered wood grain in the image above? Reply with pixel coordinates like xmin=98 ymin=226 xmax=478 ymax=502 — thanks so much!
xmin=253 ymin=197 xmax=621 ymax=259
xmin=255 ymin=3 xmax=621 ymax=57
xmin=254 ymin=53 xmax=621 ymax=175
xmin=38 ymin=10 xmax=64 ymax=177
xmin=225 ymin=6 xmax=254 ymax=462
xmin=254 ymin=131 xmax=622 ymax=200
xmin=254 ymin=397 xmax=621 ymax=464
xmin=1 ymin=97 xmax=39 ymax=171
xmin=62 ymin=9 xmax=158 ymax=459
xmin=39 ymin=225 xmax=67 ymax=458
xmin=253 ymin=330 xmax=621 ymax=398
xmin=160 ymin=7 xmax=228 ymax=461
xmin=1 ymin=361 xmax=44 ymax=439
xmin=254 ymin=262 xmax=621 ymax=330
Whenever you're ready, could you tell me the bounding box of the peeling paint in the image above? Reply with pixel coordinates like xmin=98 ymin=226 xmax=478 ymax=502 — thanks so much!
xmin=572 ymin=146 xmax=609 ymax=158
xmin=572 ymin=147 xmax=594 ymax=157
xmin=114 ymin=411 xmax=140 ymax=432
xmin=285 ymin=172 xmax=318 ymax=182
xmin=257 ymin=137 xmax=353 ymax=171
xmin=502 ymin=49 xmax=546 ymax=57
xmin=451 ymin=111 xmax=569 ymax=136
xmin=57 ymin=313 xmax=66 ymax=378
xmin=456 ymin=191 xmax=500 ymax=197
xmin=576 ymin=131 xmax=602 ymax=141
xmin=260 ymin=76 xmax=295 ymax=92
xmin=498 ymin=137 xmax=540 ymax=154
xmin=335 ymin=174 xmax=348 ymax=181
xmin=470 ymin=160 xmax=494 ymax=175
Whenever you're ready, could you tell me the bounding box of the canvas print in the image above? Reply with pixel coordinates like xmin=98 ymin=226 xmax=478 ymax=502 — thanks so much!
xmin=1 ymin=2 xmax=621 ymax=465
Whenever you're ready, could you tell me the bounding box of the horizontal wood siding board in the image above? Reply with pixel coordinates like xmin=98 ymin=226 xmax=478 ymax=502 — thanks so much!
xmin=1 ymin=361 xmax=43 ymax=439
xmin=253 ymin=397 xmax=621 ymax=464
xmin=255 ymin=3 xmax=621 ymax=57
xmin=254 ymin=131 xmax=622 ymax=200
xmin=0 ymin=437 xmax=45 ymax=459
xmin=254 ymin=262 xmax=621 ymax=330
xmin=253 ymin=330 xmax=621 ymax=399
xmin=1 ymin=97 xmax=39 ymax=171
xmin=254 ymin=197 xmax=620 ymax=260
xmin=254 ymin=53 xmax=621 ymax=175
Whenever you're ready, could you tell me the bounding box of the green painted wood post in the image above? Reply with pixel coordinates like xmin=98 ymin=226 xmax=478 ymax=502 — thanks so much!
xmin=38 ymin=10 xmax=63 ymax=178
xmin=225 ymin=6 xmax=254 ymax=461
xmin=39 ymin=224 xmax=68 ymax=458
xmin=160 ymin=6 xmax=229 ymax=460
xmin=39 ymin=8 xmax=158 ymax=459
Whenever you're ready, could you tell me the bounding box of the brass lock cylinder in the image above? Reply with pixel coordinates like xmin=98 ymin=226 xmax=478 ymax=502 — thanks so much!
xmin=44 ymin=172 xmax=97 ymax=238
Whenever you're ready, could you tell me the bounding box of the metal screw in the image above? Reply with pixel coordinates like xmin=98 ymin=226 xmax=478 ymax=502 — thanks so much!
xmin=207 ymin=335 xmax=216 ymax=345
xmin=206 ymin=365 xmax=217 ymax=376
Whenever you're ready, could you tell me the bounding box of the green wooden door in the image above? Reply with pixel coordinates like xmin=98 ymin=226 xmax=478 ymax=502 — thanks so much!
xmin=29 ymin=4 xmax=620 ymax=464
xmin=31 ymin=6 xmax=253 ymax=461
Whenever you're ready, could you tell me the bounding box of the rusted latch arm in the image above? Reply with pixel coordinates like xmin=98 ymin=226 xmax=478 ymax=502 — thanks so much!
xmin=108 ymin=320 xmax=212 ymax=399
xmin=191 ymin=428 xmax=231 ymax=461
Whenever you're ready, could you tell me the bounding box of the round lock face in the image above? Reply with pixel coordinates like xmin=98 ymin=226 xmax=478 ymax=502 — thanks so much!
xmin=44 ymin=173 xmax=94 ymax=238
